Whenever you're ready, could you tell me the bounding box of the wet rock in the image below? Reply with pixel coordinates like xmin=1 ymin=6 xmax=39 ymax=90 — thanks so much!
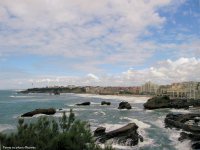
xmin=165 ymin=113 xmax=200 ymax=133
xmin=76 ymin=102 xmax=90 ymax=106
xmin=144 ymin=96 xmax=187 ymax=109
xmin=101 ymin=101 xmax=111 ymax=105
xmin=96 ymin=123 xmax=142 ymax=146
xmin=144 ymin=96 xmax=200 ymax=110
xmin=179 ymin=132 xmax=200 ymax=141
xmin=21 ymin=108 xmax=56 ymax=117
xmin=192 ymin=142 xmax=200 ymax=149
xmin=118 ymin=101 xmax=132 ymax=109
xmin=94 ymin=127 xmax=106 ymax=136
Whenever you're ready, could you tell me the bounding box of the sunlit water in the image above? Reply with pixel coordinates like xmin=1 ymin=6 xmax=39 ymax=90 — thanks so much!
xmin=0 ymin=90 xmax=198 ymax=150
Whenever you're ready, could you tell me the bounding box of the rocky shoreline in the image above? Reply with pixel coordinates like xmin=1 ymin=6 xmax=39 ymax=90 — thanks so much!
xmin=144 ymin=96 xmax=200 ymax=109
xmin=19 ymin=94 xmax=200 ymax=149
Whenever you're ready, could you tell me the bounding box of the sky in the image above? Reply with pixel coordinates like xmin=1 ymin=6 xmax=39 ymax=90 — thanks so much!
xmin=0 ymin=0 xmax=200 ymax=89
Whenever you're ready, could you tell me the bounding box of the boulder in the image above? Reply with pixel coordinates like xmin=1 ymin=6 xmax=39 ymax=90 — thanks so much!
xmin=165 ymin=113 xmax=200 ymax=150
xmin=179 ymin=132 xmax=200 ymax=141
xmin=94 ymin=127 xmax=106 ymax=136
xmin=118 ymin=101 xmax=132 ymax=109
xmin=96 ymin=123 xmax=142 ymax=146
xmin=21 ymin=108 xmax=56 ymax=117
xmin=101 ymin=101 xmax=111 ymax=105
xmin=165 ymin=113 xmax=200 ymax=133
xmin=143 ymin=96 xmax=200 ymax=109
xmin=76 ymin=102 xmax=90 ymax=106
xmin=192 ymin=142 xmax=200 ymax=149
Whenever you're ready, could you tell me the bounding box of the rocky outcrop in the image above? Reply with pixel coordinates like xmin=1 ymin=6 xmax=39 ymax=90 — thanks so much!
xmin=144 ymin=96 xmax=200 ymax=109
xmin=118 ymin=101 xmax=132 ymax=109
xmin=165 ymin=113 xmax=200 ymax=133
xmin=192 ymin=142 xmax=200 ymax=149
xmin=94 ymin=127 xmax=106 ymax=136
xmin=76 ymin=102 xmax=90 ymax=106
xmin=101 ymin=101 xmax=111 ymax=105
xmin=165 ymin=113 xmax=200 ymax=149
xmin=21 ymin=108 xmax=56 ymax=117
xmin=95 ymin=123 xmax=143 ymax=146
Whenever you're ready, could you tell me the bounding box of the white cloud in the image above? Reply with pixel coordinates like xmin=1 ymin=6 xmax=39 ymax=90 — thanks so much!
xmin=1 ymin=57 xmax=199 ymax=89
xmin=0 ymin=0 xmax=174 ymax=67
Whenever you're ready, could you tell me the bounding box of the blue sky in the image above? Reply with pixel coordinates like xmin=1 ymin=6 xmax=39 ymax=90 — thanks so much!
xmin=0 ymin=0 xmax=199 ymax=89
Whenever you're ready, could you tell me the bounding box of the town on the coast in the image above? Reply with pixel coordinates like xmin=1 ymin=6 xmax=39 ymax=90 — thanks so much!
xmin=22 ymin=81 xmax=200 ymax=99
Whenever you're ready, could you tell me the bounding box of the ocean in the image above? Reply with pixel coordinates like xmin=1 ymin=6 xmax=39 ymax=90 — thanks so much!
xmin=0 ymin=90 xmax=196 ymax=150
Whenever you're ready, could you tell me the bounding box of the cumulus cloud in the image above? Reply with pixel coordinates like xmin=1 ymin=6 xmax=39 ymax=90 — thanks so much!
xmin=0 ymin=0 xmax=173 ymax=66
xmin=1 ymin=57 xmax=199 ymax=89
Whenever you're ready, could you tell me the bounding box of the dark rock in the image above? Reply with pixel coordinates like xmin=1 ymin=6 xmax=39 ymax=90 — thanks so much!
xmin=165 ymin=113 xmax=200 ymax=133
xmin=76 ymin=102 xmax=90 ymax=106
xmin=179 ymin=132 xmax=200 ymax=141
xmin=21 ymin=108 xmax=56 ymax=117
xmin=101 ymin=101 xmax=111 ymax=105
xmin=144 ymin=96 xmax=200 ymax=110
xmin=96 ymin=123 xmax=142 ymax=146
xmin=53 ymin=90 xmax=60 ymax=95
xmin=118 ymin=101 xmax=132 ymax=109
xmin=94 ymin=127 xmax=106 ymax=136
xmin=192 ymin=142 xmax=200 ymax=149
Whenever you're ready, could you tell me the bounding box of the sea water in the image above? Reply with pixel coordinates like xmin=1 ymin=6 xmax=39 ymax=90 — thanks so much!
xmin=0 ymin=90 xmax=197 ymax=150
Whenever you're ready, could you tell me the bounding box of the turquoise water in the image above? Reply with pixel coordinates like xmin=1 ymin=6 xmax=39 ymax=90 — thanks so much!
xmin=0 ymin=90 xmax=196 ymax=150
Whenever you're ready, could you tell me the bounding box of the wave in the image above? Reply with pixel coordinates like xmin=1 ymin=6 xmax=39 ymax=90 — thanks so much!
xmin=76 ymin=94 xmax=149 ymax=103
xmin=10 ymin=95 xmax=35 ymax=98
xmin=0 ymin=124 xmax=15 ymax=132
xmin=120 ymin=117 xmax=151 ymax=129
xmin=94 ymin=111 xmax=106 ymax=116
xmin=170 ymin=109 xmax=191 ymax=114
xmin=167 ymin=128 xmax=191 ymax=150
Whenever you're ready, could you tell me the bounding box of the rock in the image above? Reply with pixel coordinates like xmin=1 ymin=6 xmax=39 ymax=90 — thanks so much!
xmin=143 ymin=96 xmax=200 ymax=110
xmin=165 ymin=113 xmax=200 ymax=133
xmin=21 ymin=108 xmax=56 ymax=117
xmin=96 ymin=123 xmax=142 ymax=146
xmin=192 ymin=142 xmax=200 ymax=149
xmin=118 ymin=101 xmax=132 ymax=109
xmin=144 ymin=96 xmax=171 ymax=109
xmin=53 ymin=90 xmax=60 ymax=95
xmin=101 ymin=101 xmax=111 ymax=105
xmin=76 ymin=102 xmax=90 ymax=106
xmin=94 ymin=127 xmax=106 ymax=136
xmin=179 ymin=132 xmax=200 ymax=141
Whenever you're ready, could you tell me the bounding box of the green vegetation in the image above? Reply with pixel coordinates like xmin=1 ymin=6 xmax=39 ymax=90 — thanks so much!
xmin=0 ymin=109 xmax=114 ymax=150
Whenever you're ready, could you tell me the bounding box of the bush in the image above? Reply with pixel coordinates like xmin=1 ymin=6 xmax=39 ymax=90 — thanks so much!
xmin=0 ymin=109 xmax=114 ymax=150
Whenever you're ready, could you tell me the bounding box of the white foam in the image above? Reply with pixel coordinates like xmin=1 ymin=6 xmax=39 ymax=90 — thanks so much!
xmin=10 ymin=95 xmax=35 ymax=98
xmin=0 ymin=124 xmax=15 ymax=132
xmin=94 ymin=111 xmax=106 ymax=116
xmin=153 ymin=116 xmax=165 ymax=128
xmin=170 ymin=109 xmax=190 ymax=114
xmin=120 ymin=117 xmax=151 ymax=129
xmin=166 ymin=128 xmax=191 ymax=150
xmin=76 ymin=94 xmax=150 ymax=103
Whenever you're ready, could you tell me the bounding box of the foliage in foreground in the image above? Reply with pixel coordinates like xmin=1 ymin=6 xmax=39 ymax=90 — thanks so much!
xmin=0 ymin=109 xmax=114 ymax=150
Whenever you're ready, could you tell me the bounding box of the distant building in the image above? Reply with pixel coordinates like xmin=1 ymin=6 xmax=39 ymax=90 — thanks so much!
xmin=157 ymin=81 xmax=200 ymax=99
xmin=140 ymin=81 xmax=159 ymax=95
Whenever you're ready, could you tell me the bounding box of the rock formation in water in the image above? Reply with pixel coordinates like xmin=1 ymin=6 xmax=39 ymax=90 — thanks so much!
xmin=76 ymin=102 xmax=90 ymax=106
xmin=94 ymin=123 xmax=143 ymax=146
xmin=118 ymin=101 xmax=132 ymax=109
xmin=21 ymin=108 xmax=56 ymax=117
xmin=165 ymin=113 xmax=200 ymax=149
xmin=101 ymin=101 xmax=111 ymax=105
xmin=144 ymin=96 xmax=200 ymax=109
